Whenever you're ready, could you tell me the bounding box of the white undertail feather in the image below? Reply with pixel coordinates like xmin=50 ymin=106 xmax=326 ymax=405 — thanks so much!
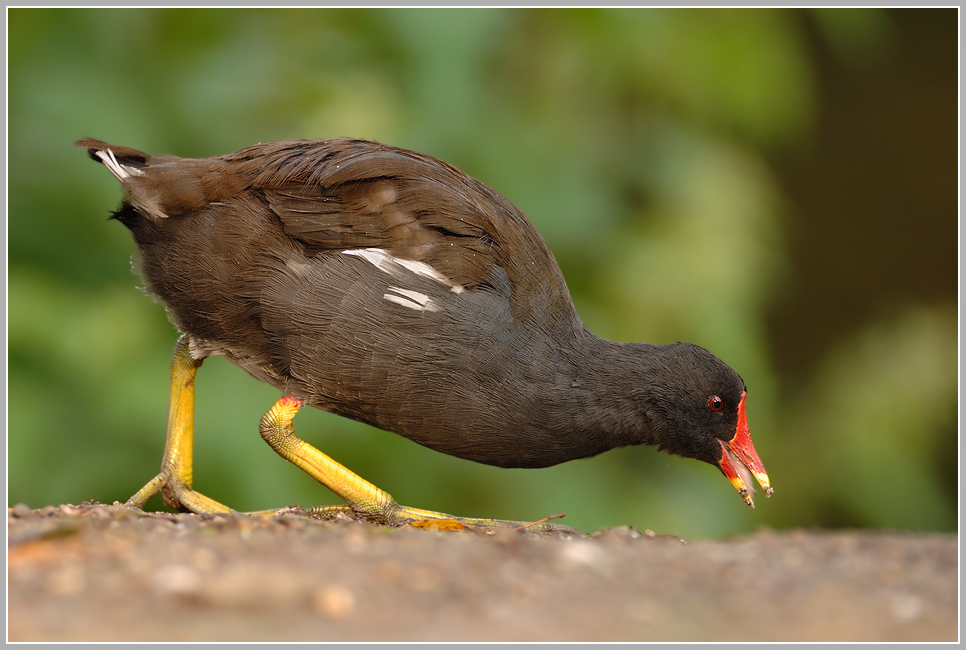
xmin=95 ymin=148 xmax=144 ymax=181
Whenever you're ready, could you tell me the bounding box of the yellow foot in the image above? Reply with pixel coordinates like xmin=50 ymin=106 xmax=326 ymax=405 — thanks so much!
xmin=125 ymin=471 xmax=233 ymax=514
xmin=303 ymin=503 xmax=578 ymax=534
xmin=125 ymin=476 xmax=573 ymax=534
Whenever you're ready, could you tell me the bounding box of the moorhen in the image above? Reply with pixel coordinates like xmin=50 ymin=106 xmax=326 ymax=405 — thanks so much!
xmin=77 ymin=137 xmax=772 ymax=531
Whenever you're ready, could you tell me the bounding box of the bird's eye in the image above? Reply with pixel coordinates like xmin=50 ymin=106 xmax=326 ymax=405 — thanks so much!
xmin=709 ymin=396 xmax=724 ymax=412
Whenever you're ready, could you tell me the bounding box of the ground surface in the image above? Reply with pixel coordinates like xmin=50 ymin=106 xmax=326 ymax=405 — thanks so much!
xmin=7 ymin=502 xmax=958 ymax=642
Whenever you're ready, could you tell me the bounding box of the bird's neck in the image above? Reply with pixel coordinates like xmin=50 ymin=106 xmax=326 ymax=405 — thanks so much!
xmin=517 ymin=331 xmax=667 ymax=465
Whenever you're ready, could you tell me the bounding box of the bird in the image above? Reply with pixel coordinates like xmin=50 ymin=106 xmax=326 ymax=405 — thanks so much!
xmin=76 ymin=136 xmax=772 ymax=532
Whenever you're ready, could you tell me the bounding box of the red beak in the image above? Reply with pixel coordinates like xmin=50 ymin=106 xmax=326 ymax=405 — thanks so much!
xmin=718 ymin=392 xmax=773 ymax=507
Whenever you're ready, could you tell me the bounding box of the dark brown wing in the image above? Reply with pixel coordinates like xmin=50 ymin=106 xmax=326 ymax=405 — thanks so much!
xmin=227 ymin=139 xmax=566 ymax=299
xmin=78 ymin=137 xmax=580 ymax=331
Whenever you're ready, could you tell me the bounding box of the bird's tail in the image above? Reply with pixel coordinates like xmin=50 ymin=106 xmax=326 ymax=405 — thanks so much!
xmin=75 ymin=138 xmax=152 ymax=182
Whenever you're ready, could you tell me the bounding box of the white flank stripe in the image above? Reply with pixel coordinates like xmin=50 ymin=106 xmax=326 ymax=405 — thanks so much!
xmin=343 ymin=248 xmax=464 ymax=294
xmin=384 ymin=287 xmax=439 ymax=312
xmin=342 ymin=247 xmax=395 ymax=274
xmin=393 ymin=257 xmax=464 ymax=293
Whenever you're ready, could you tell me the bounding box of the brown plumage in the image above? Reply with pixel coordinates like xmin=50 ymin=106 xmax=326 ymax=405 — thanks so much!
xmin=77 ymin=137 xmax=772 ymax=528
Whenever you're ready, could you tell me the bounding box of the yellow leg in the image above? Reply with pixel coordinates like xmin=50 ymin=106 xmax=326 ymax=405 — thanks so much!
xmin=259 ymin=397 xmax=576 ymax=532
xmin=125 ymin=335 xmax=232 ymax=514
xmin=125 ymin=335 xmax=574 ymax=533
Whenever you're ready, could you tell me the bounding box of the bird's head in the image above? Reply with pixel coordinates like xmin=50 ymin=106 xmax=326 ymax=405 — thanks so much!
xmin=643 ymin=343 xmax=773 ymax=507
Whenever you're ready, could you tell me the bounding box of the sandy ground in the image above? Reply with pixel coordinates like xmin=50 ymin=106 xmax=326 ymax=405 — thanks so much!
xmin=7 ymin=502 xmax=958 ymax=642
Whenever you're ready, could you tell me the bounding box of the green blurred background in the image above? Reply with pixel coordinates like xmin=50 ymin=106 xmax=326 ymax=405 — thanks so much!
xmin=8 ymin=8 xmax=957 ymax=538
